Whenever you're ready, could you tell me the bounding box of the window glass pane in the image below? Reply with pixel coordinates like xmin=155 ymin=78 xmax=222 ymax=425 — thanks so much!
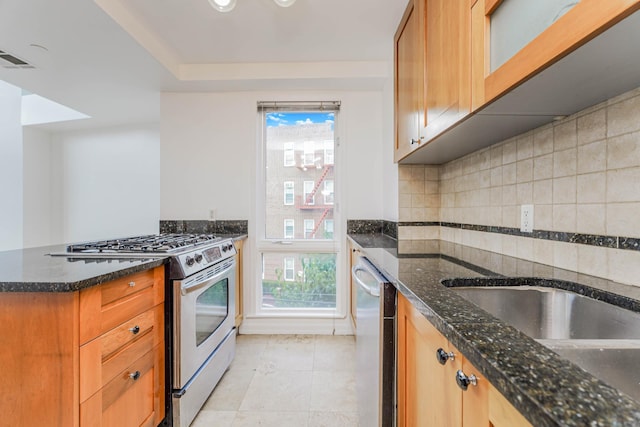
xmin=261 ymin=253 xmax=336 ymax=308
xmin=264 ymin=111 xmax=335 ymax=240
xmin=284 ymin=181 xmax=294 ymax=205
xmin=284 ymin=219 xmax=294 ymax=239
xmin=195 ymin=279 xmax=228 ymax=346
xmin=304 ymin=219 xmax=314 ymax=239
xmin=324 ymin=219 xmax=334 ymax=239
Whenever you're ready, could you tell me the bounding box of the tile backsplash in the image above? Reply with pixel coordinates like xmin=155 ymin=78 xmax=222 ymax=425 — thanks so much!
xmin=398 ymin=85 xmax=640 ymax=286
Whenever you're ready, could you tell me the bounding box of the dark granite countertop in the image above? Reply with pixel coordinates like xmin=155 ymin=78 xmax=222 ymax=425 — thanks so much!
xmin=0 ymin=244 xmax=167 ymax=293
xmin=349 ymin=234 xmax=640 ymax=426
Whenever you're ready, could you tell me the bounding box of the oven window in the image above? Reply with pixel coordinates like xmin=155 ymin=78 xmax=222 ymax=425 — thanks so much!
xmin=195 ymin=278 xmax=229 ymax=346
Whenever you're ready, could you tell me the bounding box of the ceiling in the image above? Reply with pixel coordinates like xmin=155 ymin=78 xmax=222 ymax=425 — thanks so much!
xmin=0 ymin=0 xmax=408 ymax=132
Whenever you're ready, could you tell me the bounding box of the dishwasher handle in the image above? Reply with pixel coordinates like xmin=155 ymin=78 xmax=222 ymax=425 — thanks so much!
xmin=352 ymin=257 xmax=386 ymax=298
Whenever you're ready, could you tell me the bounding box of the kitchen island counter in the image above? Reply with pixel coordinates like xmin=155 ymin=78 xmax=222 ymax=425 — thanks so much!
xmin=0 ymin=244 xmax=167 ymax=293
xmin=349 ymin=234 xmax=640 ymax=426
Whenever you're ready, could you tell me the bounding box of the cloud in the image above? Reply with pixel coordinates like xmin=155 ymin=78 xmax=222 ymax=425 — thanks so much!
xmin=325 ymin=119 xmax=334 ymax=124
xmin=269 ymin=116 xmax=288 ymax=124
xmin=296 ymin=118 xmax=314 ymax=125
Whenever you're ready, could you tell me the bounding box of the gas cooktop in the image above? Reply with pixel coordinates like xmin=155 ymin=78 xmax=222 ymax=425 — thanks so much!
xmin=66 ymin=234 xmax=221 ymax=254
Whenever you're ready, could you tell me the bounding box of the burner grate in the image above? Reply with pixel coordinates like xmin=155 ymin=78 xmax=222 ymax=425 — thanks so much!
xmin=67 ymin=234 xmax=220 ymax=253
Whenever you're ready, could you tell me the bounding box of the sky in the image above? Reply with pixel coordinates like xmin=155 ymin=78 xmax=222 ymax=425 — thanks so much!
xmin=266 ymin=112 xmax=335 ymax=128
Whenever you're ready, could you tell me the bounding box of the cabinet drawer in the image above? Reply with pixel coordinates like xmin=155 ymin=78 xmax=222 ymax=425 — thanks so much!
xmin=80 ymin=348 xmax=157 ymax=427
xmin=80 ymin=266 xmax=164 ymax=344
xmin=101 ymin=269 xmax=156 ymax=306
xmin=80 ymin=304 xmax=163 ymax=401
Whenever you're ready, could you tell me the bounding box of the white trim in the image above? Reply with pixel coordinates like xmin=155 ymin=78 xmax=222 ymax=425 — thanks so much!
xmin=239 ymin=316 xmax=354 ymax=335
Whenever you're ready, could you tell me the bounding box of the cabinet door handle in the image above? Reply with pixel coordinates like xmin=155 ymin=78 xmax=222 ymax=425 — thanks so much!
xmin=436 ymin=348 xmax=455 ymax=365
xmin=455 ymin=369 xmax=477 ymax=391
xmin=129 ymin=325 xmax=140 ymax=335
xmin=410 ymin=138 xmax=420 ymax=145
xmin=128 ymin=281 xmax=136 ymax=287
xmin=129 ymin=371 xmax=141 ymax=381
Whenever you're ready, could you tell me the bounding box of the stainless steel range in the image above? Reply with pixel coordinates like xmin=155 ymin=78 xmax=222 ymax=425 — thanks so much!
xmin=59 ymin=234 xmax=237 ymax=427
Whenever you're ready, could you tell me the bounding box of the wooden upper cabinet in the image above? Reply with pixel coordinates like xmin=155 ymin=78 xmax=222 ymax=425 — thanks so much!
xmin=472 ymin=0 xmax=640 ymax=107
xmin=394 ymin=0 xmax=425 ymax=162
xmin=423 ymin=0 xmax=471 ymax=141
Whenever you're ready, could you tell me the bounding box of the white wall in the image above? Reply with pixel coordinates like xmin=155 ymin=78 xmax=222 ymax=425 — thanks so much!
xmin=382 ymin=60 xmax=399 ymax=221
xmin=0 ymin=81 xmax=23 ymax=251
xmin=51 ymin=125 xmax=160 ymax=243
xmin=23 ymin=127 xmax=54 ymax=248
xmin=160 ymin=91 xmax=387 ymax=221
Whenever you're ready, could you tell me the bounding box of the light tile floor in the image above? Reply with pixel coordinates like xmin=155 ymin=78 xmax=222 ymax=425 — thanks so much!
xmin=191 ymin=334 xmax=359 ymax=427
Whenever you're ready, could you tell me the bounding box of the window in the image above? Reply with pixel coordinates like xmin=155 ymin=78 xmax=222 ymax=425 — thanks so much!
xmin=303 ymin=141 xmax=315 ymax=166
xmin=304 ymin=219 xmax=315 ymax=239
xmin=324 ymin=140 xmax=334 ymax=165
xmin=303 ymin=180 xmax=315 ymax=205
xmin=284 ymin=257 xmax=295 ymax=281
xmin=284 ymin=181 xmax=294 ymax=205
xmin=259 ymin=103 xmax=340 ymax=314
xmin=324 ymin=219 xmax=334 ymax=239
xmin=284 ymin=219 xmax=294 ymax=239
xmin=323 ymin=180 xmax=334 ymax=205
xmin=283 ymin=142 xmax=295 ymax=167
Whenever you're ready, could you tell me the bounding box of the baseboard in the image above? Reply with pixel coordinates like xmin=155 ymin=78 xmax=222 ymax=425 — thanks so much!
xmin=238 ymin=316 xmax=354 ymax=335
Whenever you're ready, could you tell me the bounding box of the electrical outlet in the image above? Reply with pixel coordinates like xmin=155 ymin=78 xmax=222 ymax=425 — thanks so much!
xmin=209 ymin=209 xmax=217 ymax=221
xmin=520 ymin=205 xmax=534 ymax=233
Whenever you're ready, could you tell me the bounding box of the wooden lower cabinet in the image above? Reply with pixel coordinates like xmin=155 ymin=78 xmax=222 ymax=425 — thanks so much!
xmin=397 ymin=293 xmax=530 ymax=427
xmin=0 ymin=265 xmax=165 ymax=427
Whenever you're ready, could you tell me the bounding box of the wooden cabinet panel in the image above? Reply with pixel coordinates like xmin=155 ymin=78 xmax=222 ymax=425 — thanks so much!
xmin=101 ymin=269 xmax=156 ymax=306
xmin=461 ymin=358 xmax=489 ymax=427
xmin=395 ymin=0 xmax=425 ymax=161
xmin=474 ymin=0 xmax=640 ymax=105
xmin=423 ymin=0 xmax=471 ymax=138
xmin=488 ymin=384 xmax=532 ymax=427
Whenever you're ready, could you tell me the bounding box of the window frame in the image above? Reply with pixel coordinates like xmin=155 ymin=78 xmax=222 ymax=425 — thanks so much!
xmin=283 ymin=142 xmax=295 ymax=167
xmin=284 ymin=181 xmax=294 ymax=205
xmin=283 ymin=219 xmax=294 ymax=239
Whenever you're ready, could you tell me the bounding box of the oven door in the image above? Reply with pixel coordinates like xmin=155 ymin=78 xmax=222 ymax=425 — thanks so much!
xmin=173 ymin=257 xmax=236 ymax=388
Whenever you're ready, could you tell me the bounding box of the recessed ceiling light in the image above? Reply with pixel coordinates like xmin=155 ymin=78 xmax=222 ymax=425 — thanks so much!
xmin=208 ymin=0 xmax=236 ymax=12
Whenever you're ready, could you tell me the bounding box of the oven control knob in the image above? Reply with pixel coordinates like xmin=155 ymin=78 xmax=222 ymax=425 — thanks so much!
xmin=185 ymin=256 xmax=195 ymax=266
xmin=194 ymin=253 xmax=203 ymax=263
xmin=222 ymin=245 xmax=228 ymax=252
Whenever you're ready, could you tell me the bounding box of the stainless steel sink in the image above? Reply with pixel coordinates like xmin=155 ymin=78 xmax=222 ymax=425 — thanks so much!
xmin=451 ymin=286 xmax=640 ymax=340
xmin=451 ymin=285 xmax=640 ymax=402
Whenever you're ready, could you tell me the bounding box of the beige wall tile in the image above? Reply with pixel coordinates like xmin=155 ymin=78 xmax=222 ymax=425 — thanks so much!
xmin=578 ymin=245 xmax=609 ymax=279
xmin=533 ymin=239 xmax=554 ymax=266
xmin=607 ymin=93 xmax=640 ymax=138
xmin=553 ymin=148 xmax=577 ymax=178
xmin=533 ymin=124 xmax=554 ymax=156
xmin=516 ymin=182 xmax=533 ymax=205
xmin=606 ymin=202 xmax=640 ymax=238
xmin=553 ymin=176 xmax=576 ymax=204
xmin=425 ymin=166 xmax=440 ymax=181
xmin=576 ymin=172 xmax=606 ymax=204
xmin=426 ymin=194 xmax=440 ymax=208
xmin=576 ymin=204 xmax=606 ymax=235
xmin=577 ymin=108 xmax=606 ymax=146
xmin=502 ymin=234 xmax=518 ymax=256
xmin=516 ymin=159 xmax=533 ymax=183
xmin=608 ymin=249 xmax=640 ymax=286
xmin=577 ymin=140 xmax=606 ymax=174
xmin=478 ymin=149 xmax=491 ymax=170
xmin=398 ymin=180 xmax=410 ymax=195
xmin=490 ymin=187 xmax=503 ymax=207
xmin=441 ymin=193 xmax=455 ymax=208
xmin=490 ymin=144 xmax=503 ymax=168
xmin=517 ymin=133 xmax=534 ymax=160
xmin=502 ymin=139 xmax=517 ymax=164
xmin=554 ymin=119 xmax=577 ymax=151
xmin=410 ymin=165 xmax=425 ymax=181
xmin=502 ymin=163 xmax=517 ymax=185
xmin=503 ymin=185 xmax=517 ymax=206
xmin=553 ymin=241 xmax=578 ymax=272
xmin=491 ymin=166 xmax=503 ymax=187
xmin=479 ymin=170 xmax=492 ymax=188
xmin=502 ymin=205 xmax=518 ymax=228
xmin=535 ymin=204 xmax=553 ymax=230
xmin=533 ymin=154 xmax=553 ymax=181
xmin=411 ymin=194 xmax=426 ymax=208
xmin=553 ymin=204 xmax=576 ymax=232
xmin=607 ymin=167 xmax=640 ymax=203
xmin=399 ymin=208 xmax=411 ymax=222
xmin=398 ymin=166 xmax=412 ymax=181
xmin=607 ymin=131 xmax=640 ymax=170
xmin=399 ymin=193 xmax=412 ymax=208
xmin=533 ymin=179 xmax=553 ymax=205
xmin=516 ymin=237 xmax=534 ymax=261
xmin=425 ymin=181 xmax=439 ymax=195
xmin=409 ymin=180 xmax=425 ymax=194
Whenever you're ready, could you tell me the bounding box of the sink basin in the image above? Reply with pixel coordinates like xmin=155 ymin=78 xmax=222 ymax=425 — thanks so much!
xmin=450 ymin=285 xmax=640 ymax=403
xmin=451 ymin=286 xmax=640 ymax=340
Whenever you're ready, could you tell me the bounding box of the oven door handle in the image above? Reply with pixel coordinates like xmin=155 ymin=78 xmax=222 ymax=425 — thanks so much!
xmin=180 ymin=261 xmax=235 ymax=296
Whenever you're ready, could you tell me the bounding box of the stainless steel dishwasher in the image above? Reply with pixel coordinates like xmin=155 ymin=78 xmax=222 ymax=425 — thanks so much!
xmin=352 ymin=256 xmax=395 ymax=427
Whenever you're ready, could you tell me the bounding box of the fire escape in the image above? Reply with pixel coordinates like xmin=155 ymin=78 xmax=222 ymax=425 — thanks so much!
xmin=296 ymin=164 xmax=333 ymax=237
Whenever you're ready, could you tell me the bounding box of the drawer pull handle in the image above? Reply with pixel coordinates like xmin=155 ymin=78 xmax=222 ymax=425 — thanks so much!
xmin=129 ymin=325 xmax=140 ymax=335
xmin=436 ymin=348 xmax=455 ymax=365
xmin=455 ymin=370 xmax=477 ymax=391
xmin=129 ymin=281 xmax=136 ymax=287
xmin=129 ymin=371 xmax=141 ymax=381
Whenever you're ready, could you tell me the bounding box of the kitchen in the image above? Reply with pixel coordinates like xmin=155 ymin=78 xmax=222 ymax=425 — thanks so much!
xmin=2 ymin=0 xmax=640 ymax=426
